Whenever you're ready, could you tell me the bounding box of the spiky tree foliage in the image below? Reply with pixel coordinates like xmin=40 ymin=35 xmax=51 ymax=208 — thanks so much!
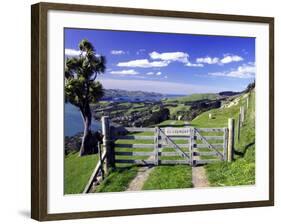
xmin=65 ymin=39 xmax=106 ymax=156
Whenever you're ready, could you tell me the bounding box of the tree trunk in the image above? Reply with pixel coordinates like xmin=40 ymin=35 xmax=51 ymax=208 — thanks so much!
xmin=79 ymin=103 xmax=94 ymax=156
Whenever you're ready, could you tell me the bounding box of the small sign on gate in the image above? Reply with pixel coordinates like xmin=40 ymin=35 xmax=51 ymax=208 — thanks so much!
xmin=164 ymin=127 xmax=190 ymax=136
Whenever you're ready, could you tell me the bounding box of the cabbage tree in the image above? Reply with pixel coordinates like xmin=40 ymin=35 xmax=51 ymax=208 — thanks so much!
xmin=65 ymin=39 xmax=106 ymax=156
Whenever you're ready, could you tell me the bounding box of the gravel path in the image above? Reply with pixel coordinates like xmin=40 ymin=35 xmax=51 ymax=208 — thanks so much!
xmin=192 ymin=164 xmax=210 ymax=188
xmin=126 ymin=165 xmax=154 ymax=191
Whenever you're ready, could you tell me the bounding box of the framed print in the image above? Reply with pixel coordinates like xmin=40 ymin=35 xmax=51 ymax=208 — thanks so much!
xmin=31 ymin=2 xmax=274 ymax=221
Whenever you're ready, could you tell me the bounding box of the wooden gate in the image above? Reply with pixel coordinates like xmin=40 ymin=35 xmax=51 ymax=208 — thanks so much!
xmin=191 ymin=127 xmax=228 ymax=165
xmin=83 ymin=116 xmax=234 ymax=193
xmin=114 ymin=126 xmax=228 ymax=166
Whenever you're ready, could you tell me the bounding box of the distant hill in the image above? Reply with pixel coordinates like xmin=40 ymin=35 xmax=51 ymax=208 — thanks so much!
xmin=102 ymin=89 xmax=163 ymax=102
xmin=218 ymin=91 xmax=241 ymax=97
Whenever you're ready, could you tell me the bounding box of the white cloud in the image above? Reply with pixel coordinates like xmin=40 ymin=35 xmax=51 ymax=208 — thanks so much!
xmin=196 ymin=55 xmax=243 ymax=65
xmin=117 ymin=59 xmax=169 ymax=68
xmin=111 ymin=50 xmax=126 ymax=55
xmin=65 ymin=48 xmax=85 ymax=57
xmin=149 ymin=51 xmax=189 ymax=63
xmin=150 ymin=51 xmax=204 ymax=67
xmin=196 ymin=56 xmax=220 ymax=64
xmin=209 ymin=63 xmax=255 ymax=79
xmin=146 ymin=71 xmax=162 ymax=76
xmin=185 ymin=62 xmax=204 ymax=67
xmin=110 ymin=69 xmax=139 ymax=75
xmin=220 ymin=55 xmax=243 ymax=64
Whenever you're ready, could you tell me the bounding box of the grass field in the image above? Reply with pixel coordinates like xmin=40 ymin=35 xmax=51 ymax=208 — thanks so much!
xmin=164 ymin=104 xmax=191 ymax=118
xmin=64 ymin=152 xmax=99 ymax=194
xmin=142 ymin=165 xmax=193 ymax=190
xmin=164 ymin=93 xmax=218 ymax=103
xmin=191 ymin=91 xmax=255 ymax=186
xmin=156 ymin=119 xmax=186 ymax=127
xmin=95 ymin=166 xmax=138 ymax=192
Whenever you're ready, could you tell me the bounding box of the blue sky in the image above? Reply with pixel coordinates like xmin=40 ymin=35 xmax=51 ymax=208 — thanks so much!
xmin=64 ymin=28 xmax=255 ymax=95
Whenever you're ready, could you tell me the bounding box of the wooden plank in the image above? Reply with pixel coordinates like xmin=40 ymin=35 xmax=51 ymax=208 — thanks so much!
xmin=195 ymin=159 xmax=221 ymax=165
xmin=115 ymin=151 xmax=154 ymax=156
xmin=115 ymin=159 xmax=154 ymax=165
xmin=159 ymin=129 xmax=190 ymax=159
xmin=115 ymin=143 xmax=154 ymax=148
xmin=193 ymin=151 xmax=221 ymax=157
xmin=194 ymin=129 xmax=224 ymax=160
xmin=195 ymin=143 xmax=224 ymax=149
xmin=83 ymin=151 xmax=106 ymax=193
xmin=116 ymin=135 xmax=154 ymax=140
xmin=196 ymin=128 xmax=224 ymax=132
xmin=159 ymin=160 xmax=190 ymax=165
xmin=168 ymin=136 xmax=190 ymax=140
xmin=162 ymin=144 xmax=189 ymax=148
xmin=124 ymin=127 xmax=154 ymax=132
xmin=159 ymin=152 xmax=182 ymax=156
xmin=195 ymin=135 xmax=224 ymax=140
xmin=164 ymin=127 xmax=190 ymax=136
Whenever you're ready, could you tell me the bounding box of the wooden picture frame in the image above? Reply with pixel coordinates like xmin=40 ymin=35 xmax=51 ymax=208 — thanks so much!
xmin=31 ymin=2 xmax=274 ymax=221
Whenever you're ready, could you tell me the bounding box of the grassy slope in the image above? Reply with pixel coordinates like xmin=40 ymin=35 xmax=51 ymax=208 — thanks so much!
xmin=163 ymin=93 xmax=218 ymax=119
xmin=165 ymin=93 xmax=218 ymax=103
xmin=95 ymin=166 xmax=138 ymax=192
xmin=191 ymin=91 xmax=255 ymax=186
xmin=64 ymin=152 xmax=99 ymax=194
xmin=165 ymin=104 xmax=191 ymax=118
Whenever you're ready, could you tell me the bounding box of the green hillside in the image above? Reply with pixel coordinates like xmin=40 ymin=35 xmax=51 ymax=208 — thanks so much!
xmin=191 ymin=90 xmax=255 ymax=186
xmin=64 ymin=152 xmax=99 ymax=194
xmin=165 ymin=93 xmax=219 ymax=103
xmin=163 ymin=93 xmax=218 ymax=120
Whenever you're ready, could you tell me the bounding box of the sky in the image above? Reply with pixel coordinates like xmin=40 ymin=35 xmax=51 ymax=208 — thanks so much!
xmin=64 ymin=28 xmax=255 ymax=95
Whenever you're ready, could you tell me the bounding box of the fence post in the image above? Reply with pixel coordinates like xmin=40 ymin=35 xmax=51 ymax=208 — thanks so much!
xmin=240 ymin=106 xmax=245 ymax=124
xmin=98 ymin=142 xmax=104 ymax=180
xmin=189 ymin=127 xmax=194 ymax=166
xmin=227 ymin=118 xmax=235 ymax=162
xmin=246 ymin=97 xmax=249 ymax=109
xmin=101 ymin=116 xmax=115 ymax=175
xmin=237 ymin=113 xmax=241 ymax=142
xmin=154 ymin=127 xmax=159 ymax=165
xmin=223 ymin=127 xmax=228 ymax=161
